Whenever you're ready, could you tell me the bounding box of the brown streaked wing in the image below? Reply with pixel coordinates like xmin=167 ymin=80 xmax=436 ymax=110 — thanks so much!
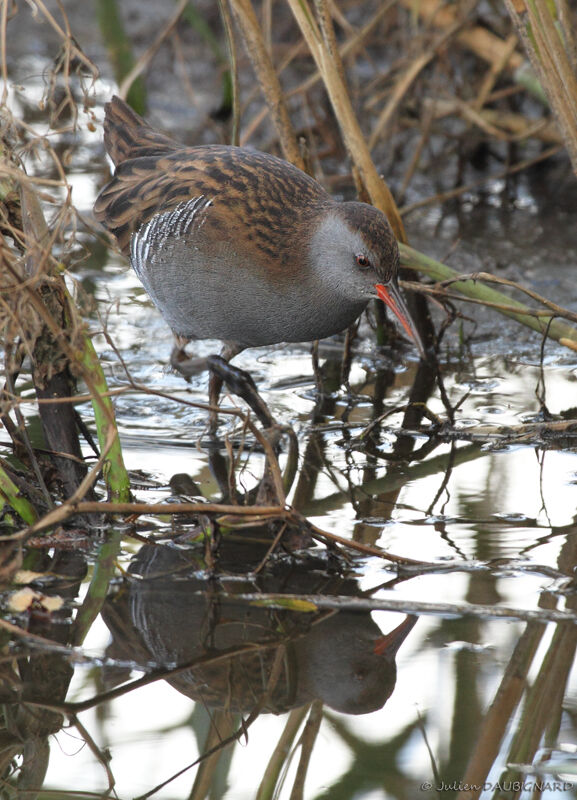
xmin=94 ymin=146 xmax=333 ymax=258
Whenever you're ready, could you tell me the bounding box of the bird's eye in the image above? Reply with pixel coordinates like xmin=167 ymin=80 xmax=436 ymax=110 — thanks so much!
xmin=356 ymin=254 xmax=371 ymax=269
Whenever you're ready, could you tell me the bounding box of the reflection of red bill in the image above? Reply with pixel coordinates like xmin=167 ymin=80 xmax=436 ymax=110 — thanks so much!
xmin=375 ymin=282 xmax=426 ymax=358
xmin=374 ymin=614 xmax=418 ymax=657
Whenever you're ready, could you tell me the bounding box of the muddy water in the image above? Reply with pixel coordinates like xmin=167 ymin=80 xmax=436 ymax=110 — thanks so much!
xmin=4 ymin=2 xmax=577 ymax=799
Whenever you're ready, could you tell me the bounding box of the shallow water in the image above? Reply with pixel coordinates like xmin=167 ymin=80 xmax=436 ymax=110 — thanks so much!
xmin=4 ymin=2 xmax=577 ymax=798
xmin=29 ymin=169 xmax=577 ymax=799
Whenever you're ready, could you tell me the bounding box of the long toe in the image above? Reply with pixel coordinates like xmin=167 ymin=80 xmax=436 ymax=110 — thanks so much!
xmin=169 ymin=346 xmax=208 ymax=380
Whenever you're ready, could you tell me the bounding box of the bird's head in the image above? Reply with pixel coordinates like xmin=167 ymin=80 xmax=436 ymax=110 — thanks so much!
xmin=310 ymin=201 xmax=426 ymax=357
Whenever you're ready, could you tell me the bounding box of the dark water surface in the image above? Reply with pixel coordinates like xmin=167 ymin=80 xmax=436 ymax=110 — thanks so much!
xmin=3 ymin=2 xmax=577 ymax=798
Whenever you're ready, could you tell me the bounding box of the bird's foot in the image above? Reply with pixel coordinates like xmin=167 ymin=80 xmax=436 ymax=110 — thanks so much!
xmin=207 ymin=355 xmax=275 ymax=429
xmin=170 ymin=345 xmax=207 ymax=380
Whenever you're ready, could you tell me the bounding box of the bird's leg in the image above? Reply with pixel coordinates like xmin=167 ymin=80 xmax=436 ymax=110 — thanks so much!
xmin=170 ymin=335 xmax=207 ymax=380
xmin=341 ymin=321 xmax=359 ymax=391
xmin=207 ymin=354 xmax=289 ymax=512
xmin=207 ymin=355 xmax=274 ymax=429
xmin=208 ymin=370 xmax=223 ymax=434
xmin=207 ymin=342 xmax=241 ymax=434
xmin=311 ymin=340 xmax=322 ymax=394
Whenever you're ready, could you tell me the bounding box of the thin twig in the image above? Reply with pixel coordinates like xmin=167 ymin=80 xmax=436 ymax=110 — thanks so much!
xmin=118 ymin=0 xmax=189 ymax=99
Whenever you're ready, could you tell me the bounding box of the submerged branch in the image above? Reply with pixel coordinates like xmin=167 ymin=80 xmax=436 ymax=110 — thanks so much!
xmin=227 ymin=592 xmax=577 ymax=625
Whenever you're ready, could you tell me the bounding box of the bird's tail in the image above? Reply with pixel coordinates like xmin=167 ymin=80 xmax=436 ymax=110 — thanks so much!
xmin=103 ymin=95 xmax=180 ymax=165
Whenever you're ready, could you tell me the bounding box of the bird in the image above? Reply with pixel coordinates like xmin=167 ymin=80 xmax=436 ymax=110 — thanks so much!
xmin=94 ymin=96 xmax=425 ymax=416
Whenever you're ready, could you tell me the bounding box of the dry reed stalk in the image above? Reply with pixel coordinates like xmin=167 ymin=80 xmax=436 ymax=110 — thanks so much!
xmin=257 ymin=707 xmax=310 ymax=799
xmin=285 ymin=0 xmax=407 ymax=240
xmin=497 ymin=621 xmax=577 ymax=791
xmin=398 ymin=100 xmax=436 ymax=200
xmin=117 ymin=0 xmax=189 ymax=100
xmin=288 ymin=700 xmax=323 ymax=800
xmin=239 ymin=3 xmax=397 ymax=145
xmin=398 ymin=0 xmax=524 ymax=72
xmin=299 ymin=0 xmax=399 ymax=93
xmin=421 ymin=98 xmax=563 ymax=144
xmin=228 ymin=0 xmax=305 ymax=168
xmin=219 ymin=0 xmax=240 ymax=144
xmin=368 ymin=9 xmax=472 ymax=149
xmin=189 ymin=711 xmax=237 ymax=800
xmin=504 ymin=0 xmax=577 ymax=174
xmin=399 ymin=143 xmax=562 ymax=215
xmin=0 ymin=2 xmax=130 ymax=506
xmin=314 ymin=0 xmax=346 ymax=86
xmin=457 ymin=622 xmax=546 ymax=800
xmin=472 ymin=32 xmax=519 ymax=110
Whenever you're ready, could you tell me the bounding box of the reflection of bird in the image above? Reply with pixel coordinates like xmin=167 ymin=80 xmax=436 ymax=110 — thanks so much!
xmin=94 ymin=96 xmax=425 ymax=393
xmin=102 ymin=544 xmax=417 ymax=716
xmin=295 ymin=612 xmax=417 ymax=714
